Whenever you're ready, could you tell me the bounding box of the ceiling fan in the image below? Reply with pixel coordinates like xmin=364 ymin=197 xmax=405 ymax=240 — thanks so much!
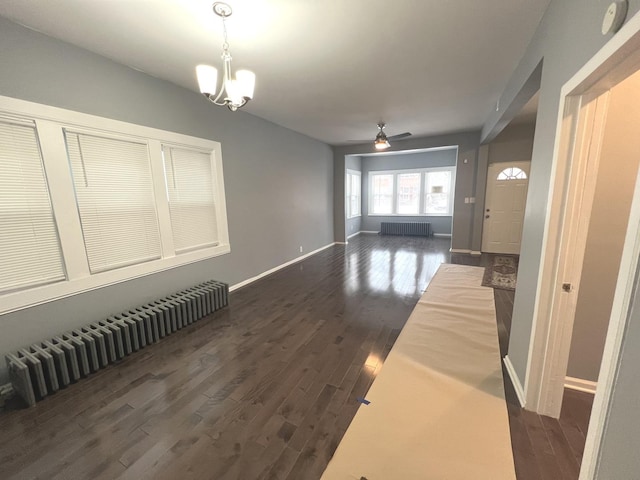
xmin=373 ymin=123 xmax=411 ymax=150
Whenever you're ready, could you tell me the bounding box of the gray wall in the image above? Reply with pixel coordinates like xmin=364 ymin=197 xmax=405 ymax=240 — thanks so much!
xmin=488 ymin=123 xmax=535 ymax=165
xmin=360 ymin=149 xmax=457 ymax=235
xmin=485 ymin=3 xmax=640 ymax=475
xmin=0 ymin=18 xmax=334 ymax=383
xmin=345 ymin=156 xmax=362 ymax=238
xmin=596 ymin=255 xmax=640 ymax=477
xmin=333 ymin=132 xmax=481 ymax=251
xmin=567 ymin=70 xmax=640 ymax=383
xmin=481 ymin=0 xmax=640 ymax=388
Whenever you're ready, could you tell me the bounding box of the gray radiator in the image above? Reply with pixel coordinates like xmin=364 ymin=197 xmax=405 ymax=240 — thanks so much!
xmin=380 ymin=222 xmax=432 ymax=237
xmin=5 ymin=280 xmax=229 ymax=407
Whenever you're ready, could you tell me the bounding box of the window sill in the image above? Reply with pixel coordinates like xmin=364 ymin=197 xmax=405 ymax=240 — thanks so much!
xmin=0 ymin=243 xmax=231 ymax=315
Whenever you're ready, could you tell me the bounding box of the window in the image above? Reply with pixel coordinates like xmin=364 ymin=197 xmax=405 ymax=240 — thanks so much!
xmin=346 ymin=170 xmax=361 ymax=218
xmin=0 ymin=95 xmax=230 ymax=315
xmin=0 ymin=118 xmax=65 ymax=293
xmin=397 ymin=173 xmax=421 ymax=214
xmin=163 ymin=145 xmax=219 ymax=252
xmin=425 ymin=169 xmax=453 ymax=215
xmin=497 ymin=167 xmax=527 ymax=180
xmin=370 ymin=173 xmax=394 ymax=215
xmin=369 ymin=167 xmax=456 ymax=216
xmin=66 ymin=131 xmax=162 ymax=273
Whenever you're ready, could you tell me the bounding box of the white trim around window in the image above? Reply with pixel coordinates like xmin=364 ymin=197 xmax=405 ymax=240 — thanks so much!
xmin=346 ymin=169 xmax=362 ymax=218
xmin=368 ymin=166 xmax=456 ymax=217
xmin=0 ymin=95 xmax=230 ymax=315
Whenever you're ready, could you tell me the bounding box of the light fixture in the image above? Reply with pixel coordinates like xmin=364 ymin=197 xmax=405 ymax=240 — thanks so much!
xmin=374 ymin=123 xmax=391 ymax=150
xmin=196 ymin=2 xmax=255 ymax=111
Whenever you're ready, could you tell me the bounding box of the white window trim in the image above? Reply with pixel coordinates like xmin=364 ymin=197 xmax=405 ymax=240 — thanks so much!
xmin=368 ymin=166 xmax=456 ymax=217
xmin=346 ymin=169 xmax=362 ymax=219
xmin=0 ymin=95 xmax=230 ymax=315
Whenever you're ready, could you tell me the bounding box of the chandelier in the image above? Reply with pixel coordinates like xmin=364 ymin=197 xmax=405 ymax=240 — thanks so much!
xmin=196 ymin=2 xmax=255 ymax=111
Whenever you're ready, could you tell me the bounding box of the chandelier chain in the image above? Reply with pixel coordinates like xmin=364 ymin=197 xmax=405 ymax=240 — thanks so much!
xmin=221 ymin=14 xmax=229 ymax=52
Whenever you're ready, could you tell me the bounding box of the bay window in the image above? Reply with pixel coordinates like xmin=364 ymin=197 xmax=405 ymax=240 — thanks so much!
xmin=369 ymin=167 xmax=455 ymax=216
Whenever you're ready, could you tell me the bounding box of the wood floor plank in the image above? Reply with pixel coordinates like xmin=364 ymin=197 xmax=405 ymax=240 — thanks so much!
xmin=540 ymin=415 xmax=581 ymax=479
xmin=520 ymin=409 xmax=565 ymax=479
xmin=507 ymin=403 xmax=544 ymax=480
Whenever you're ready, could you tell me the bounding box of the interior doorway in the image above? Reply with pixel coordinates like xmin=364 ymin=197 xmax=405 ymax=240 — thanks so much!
xmin=564 ymin=72 xmax=640 ymax=398
xmin=482 ymin=161 xmax=530 ymax=254
xmin=524 ymin=14 xmax=640 ymax=480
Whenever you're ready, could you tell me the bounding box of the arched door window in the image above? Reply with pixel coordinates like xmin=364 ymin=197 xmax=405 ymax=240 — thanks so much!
xmin=497 ymin=167 xmax=527 ymax=180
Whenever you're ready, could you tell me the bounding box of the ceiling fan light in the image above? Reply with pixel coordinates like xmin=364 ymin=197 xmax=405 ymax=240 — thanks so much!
xmin=374 ymin=131 xmax=390 ymax=150
xmin=196 ymin=64 xmax=218 ymax=96
xmin=375 ymin=138 xmax=390 ymax=150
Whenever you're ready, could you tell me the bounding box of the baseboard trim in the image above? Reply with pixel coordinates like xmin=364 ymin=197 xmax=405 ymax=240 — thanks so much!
xmin=433 ymin=233 xmax=452 ymax=238
xmin=471 ymin=250 xmax=482 ymax=256
xmin=504 ymin=355 xmax=526 ymax=407
xmin=565 ymin=376 xmax=597 ymax=394
xmin=347 ymin=231 xmax=361 ymax=239
xmin=230 ymin=242 xmax=336 ymax=292
xmin=450 ymin=248 xmax=471 ymax=254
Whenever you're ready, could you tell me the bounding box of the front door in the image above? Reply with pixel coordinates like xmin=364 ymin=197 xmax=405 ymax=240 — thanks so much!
xmin=481 ymin=161 xmax=530 ymax=254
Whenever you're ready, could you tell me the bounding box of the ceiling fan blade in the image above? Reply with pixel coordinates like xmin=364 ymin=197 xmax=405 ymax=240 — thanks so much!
xmin=387 ymin=132 xmax=412 ymax=141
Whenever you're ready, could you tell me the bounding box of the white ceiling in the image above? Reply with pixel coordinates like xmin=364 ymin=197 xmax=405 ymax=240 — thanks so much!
xmin=0 ymin=0 xmax=551 ymax=146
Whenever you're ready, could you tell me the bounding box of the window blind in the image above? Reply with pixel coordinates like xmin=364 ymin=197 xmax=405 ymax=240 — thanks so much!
xmin=65 ymin=131 xmax=161 ymax=273
xmin=348 ymin=172 xmax=361 ymax=217
xmin=0 ymin=119 xmax=65 ymax=293
xmin=163 ymin=146 xmax=219 ymax=253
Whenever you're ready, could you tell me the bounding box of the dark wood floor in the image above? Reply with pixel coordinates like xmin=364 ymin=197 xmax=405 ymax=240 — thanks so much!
xmin=0 ymin=235 xmax=593 ymax=479
xmin=453 ymin=251 xmax=595 ymax=480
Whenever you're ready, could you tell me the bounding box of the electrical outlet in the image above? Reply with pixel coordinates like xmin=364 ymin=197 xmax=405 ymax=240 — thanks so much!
xmin=299 ymin=246 xmax=303 ymax=253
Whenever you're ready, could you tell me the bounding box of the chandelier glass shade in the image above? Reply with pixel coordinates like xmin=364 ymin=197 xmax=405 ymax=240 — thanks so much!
xmin=196 ymin=2 xmax=255 ymax=111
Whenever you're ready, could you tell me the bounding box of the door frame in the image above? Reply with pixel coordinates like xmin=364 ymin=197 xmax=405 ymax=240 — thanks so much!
xmin=525 ymin=92 xmax=609 ymax=418
xmin=481 ymin=160 xmax=531 ymax=253
xmin=523 ymin=11 xmax=640 ymax=479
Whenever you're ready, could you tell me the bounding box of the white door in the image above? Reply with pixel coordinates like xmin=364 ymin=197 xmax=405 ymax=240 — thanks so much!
xmin=481 ymin=161 xmax=530 ymax=254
